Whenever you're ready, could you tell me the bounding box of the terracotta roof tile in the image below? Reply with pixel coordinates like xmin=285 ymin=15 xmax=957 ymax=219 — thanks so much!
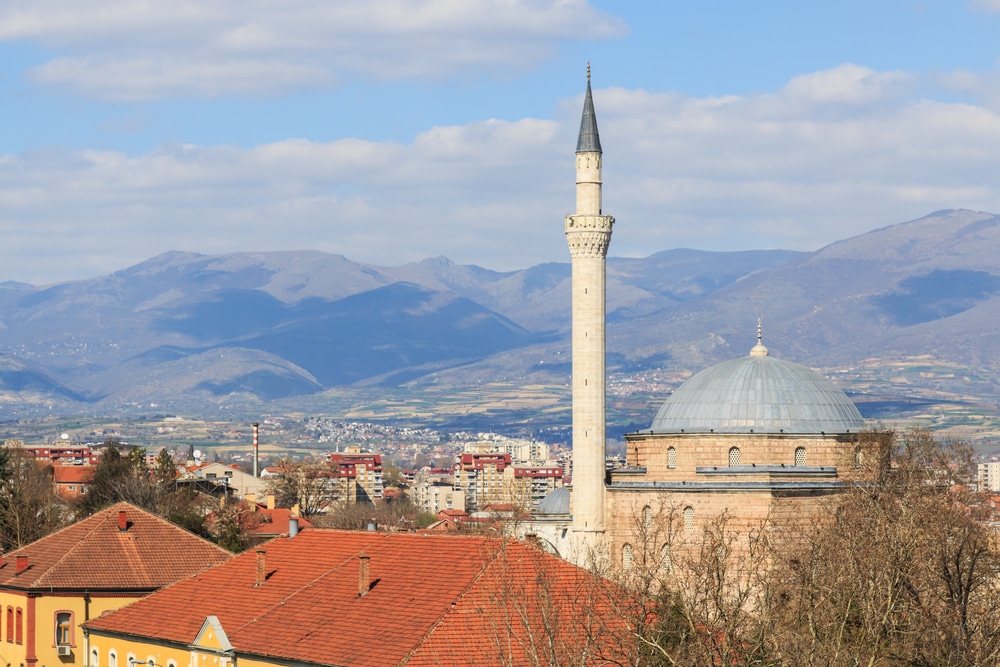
xmin=52 ymin=465 xmax=95 ymax=484
xmin=84 ymin=530 xmax=629 ymax=666
xmin=0 ymin=502 xmax=232 ymax=591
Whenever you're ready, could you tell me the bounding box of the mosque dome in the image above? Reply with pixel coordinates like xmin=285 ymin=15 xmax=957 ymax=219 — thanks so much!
xmin=535 ymin=486 xmax=570 ymax=515
xmin=647 ymin=332 xmax=865 ymax=435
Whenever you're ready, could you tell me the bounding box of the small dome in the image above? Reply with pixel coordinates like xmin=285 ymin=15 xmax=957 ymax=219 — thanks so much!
xmin=649 ymin=350 xmax=865 ymax=435
xmin=535 ymin=487 xmax=570 ymax=515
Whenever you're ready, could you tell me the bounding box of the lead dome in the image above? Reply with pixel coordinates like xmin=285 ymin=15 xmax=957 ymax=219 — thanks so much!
xmin=647 ymin=336 xmax=865 ymax=435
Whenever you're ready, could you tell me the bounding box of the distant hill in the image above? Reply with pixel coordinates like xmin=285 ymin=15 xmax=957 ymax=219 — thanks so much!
xmin=0 ymin=244 xmax=795 ymax=411
xmin=2 ymin=209 xmax=1000 ymax=437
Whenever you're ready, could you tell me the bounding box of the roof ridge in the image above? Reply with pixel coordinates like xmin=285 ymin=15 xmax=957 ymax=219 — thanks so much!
xmin=231 ymin=532 xmax=393 ymax=635
xmin=14 ymin=505 xmax=115 ymax=588
xmin=395 ymin=536 xmax=499 ymax=666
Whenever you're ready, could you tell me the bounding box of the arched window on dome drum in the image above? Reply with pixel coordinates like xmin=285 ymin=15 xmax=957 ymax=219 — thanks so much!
xmin=854 ymin=445 xmax=863 ymax=469
xmin=728 ymin=447 xmax=740 ymax=467
xmin=643 ymin=505 xmax=652 ymax=532
xmin=622 ymin=543 xmax=634 ymax=570
xmin=683 ymin=506 xmax=694 ymax=532
xmin=667 ymin=446 xmax=677 ymax=469
xmin=794 ymin=446 xmax=806 ymax=466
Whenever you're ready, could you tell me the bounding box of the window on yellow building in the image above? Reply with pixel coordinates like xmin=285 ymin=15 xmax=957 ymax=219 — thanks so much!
xmin=5 ymin=606 xmax=11 ymax=642
xmin=109 ymin=649 xmax=117 ymax=667
xmin=55 ymin=611 xmax=72 ymax=645
xmin=91 ymin=648 xmax=99 ymax=667
xmin=15 ymin=608 xmax=22 ymax=644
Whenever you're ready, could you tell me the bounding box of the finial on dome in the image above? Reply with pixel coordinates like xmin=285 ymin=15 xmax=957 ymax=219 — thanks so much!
xmin=750 ymin=318 xmax=769 ymax=357
xmin=587 ymin=61 xmax=591 ymax=82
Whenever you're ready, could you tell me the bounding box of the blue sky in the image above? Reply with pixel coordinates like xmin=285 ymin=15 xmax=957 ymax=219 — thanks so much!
xmin=2 ymin=0 xmax=1000 ymax=284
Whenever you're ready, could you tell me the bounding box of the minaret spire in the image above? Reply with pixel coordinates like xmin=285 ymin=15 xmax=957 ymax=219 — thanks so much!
xmin=565 ymin=67 xmax=614 ymax=557
xmin=576 ymin=64 xmax=602 ymax=154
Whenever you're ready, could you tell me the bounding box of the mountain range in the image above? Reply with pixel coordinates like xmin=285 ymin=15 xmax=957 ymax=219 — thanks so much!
xmin=1 ymin=209 xmax=999 ymax=432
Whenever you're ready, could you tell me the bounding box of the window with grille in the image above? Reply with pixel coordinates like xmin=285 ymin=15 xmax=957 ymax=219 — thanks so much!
xmin=795 ymin=447 xmax=806 ymax=466
xmin=622 ymin=543 xmax=633 ymax=570
xmin=643 ymin=506 xmax=652 ymax=532
xmin=684 ymin=506 xmax=694 ymax=531
xmin=667 ymin=447 xmax=676 ymax=469
xmin=854 ymin=446 xmax=863 ymax=469
xmin=728 ymin=447 xmax=740 ymax=467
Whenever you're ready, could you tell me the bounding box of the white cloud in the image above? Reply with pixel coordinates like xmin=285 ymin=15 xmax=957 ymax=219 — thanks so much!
xmin=969 ymin=0 xmax=1000 ymax=13
xmin=3 ymin=64 xmax=1000 ymax=284
xmin=1 ymin=0 xmax=626 ymax=100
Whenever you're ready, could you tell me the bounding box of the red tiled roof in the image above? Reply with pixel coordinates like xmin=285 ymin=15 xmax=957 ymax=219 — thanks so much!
xmin=84 ymin=531 xmax=629 ymax=667
xmin=0 ymin=502 xmax=232 ymax=591
xmin=244 ymin=508 xmax=315 ymax=536
xmin=52 ymin=465 xmax=95 ymax=484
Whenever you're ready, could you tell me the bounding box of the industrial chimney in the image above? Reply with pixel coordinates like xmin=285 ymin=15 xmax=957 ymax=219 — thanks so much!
xmin=252 ymin=422 xmax=260 ymax=478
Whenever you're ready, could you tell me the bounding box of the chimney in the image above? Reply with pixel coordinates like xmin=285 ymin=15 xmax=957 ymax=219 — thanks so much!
xmin=358 ymin=554 xmax=370 ymax=597
xmin=118 ymin=509 xmax=128 ymax=532
xmin=288 ymin=514 xmax=299 ymax=538
xmin=255 ymin=549 xmax=266 ymax=587
xmin=266 ymin=493 xmax=275 ymax=510
xmin=15 ymin=555 xmax=28 ymax=575
xmin=252 ymin=422 xmax=260 ymax=478
xmin=246 ymin=493 xmax=256 ymax=511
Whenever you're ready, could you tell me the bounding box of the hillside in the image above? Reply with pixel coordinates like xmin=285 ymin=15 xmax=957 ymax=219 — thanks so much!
xmin=1 ymin=209 xmax=999 ymax=444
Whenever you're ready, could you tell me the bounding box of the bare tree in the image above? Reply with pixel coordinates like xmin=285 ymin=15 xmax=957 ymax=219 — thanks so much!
xmin=0 ymin=447 xmax=68 ymax=550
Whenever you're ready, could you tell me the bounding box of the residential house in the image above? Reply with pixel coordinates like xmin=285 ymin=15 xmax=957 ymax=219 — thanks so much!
xmin=0 ymin=502 xmax=232 ymax=667
xmin=83 ymin=530 xmax=632 ymax=666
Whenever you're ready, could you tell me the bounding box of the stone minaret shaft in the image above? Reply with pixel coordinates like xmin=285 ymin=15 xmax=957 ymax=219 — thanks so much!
xmin=565 ymin=69 xmax=613 ymax=540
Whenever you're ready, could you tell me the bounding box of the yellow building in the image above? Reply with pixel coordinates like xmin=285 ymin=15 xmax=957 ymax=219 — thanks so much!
xmin=0 ymin=503 xmax=231 ymax=667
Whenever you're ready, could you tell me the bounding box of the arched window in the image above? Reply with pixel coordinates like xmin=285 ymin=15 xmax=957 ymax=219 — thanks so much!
xmin=15 ymin=608 xmax=23 ymax=644
xmin=55 ymin=611 xmax=72 ymax=646
xmin=91 ymin=648 xmax=100 ymax=667
xmin=667 ymin=446 xmax=677 ymax=469
xmin=127 ymin=652 xmax=135 ymax=667
xmin=728 ymin=447 xmax=741 ymax=467
xmin=794 ymin=447 xmax=806 ymax=467
xmin=109 ymin=649 xmax=117 ymax=667
xmin=684 ymin=506 xmax=694 ymax=532
xmin=660 ymin=544 xmax=674 ymax=575
xmin=854 ymin=446 xmax=863 ymax=469
xmin=642 ymin=506 xmax=652 ymax=532
xmin=622 ymin=543 xmax=634 ymax=570
xmin=5 ymin=606 xmax=11 ymax=642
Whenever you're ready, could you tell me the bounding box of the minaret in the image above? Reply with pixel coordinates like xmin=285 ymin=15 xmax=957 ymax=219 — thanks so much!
xmin=565 ymin=65 xmax=613 ymax=550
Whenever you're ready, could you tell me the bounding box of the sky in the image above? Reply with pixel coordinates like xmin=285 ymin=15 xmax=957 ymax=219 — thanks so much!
xmin=3 ymin=1 xmax=1000 ymax=285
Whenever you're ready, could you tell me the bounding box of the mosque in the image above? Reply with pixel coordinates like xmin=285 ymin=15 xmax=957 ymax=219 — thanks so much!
xmin=525 ymin=71 xmax=870 ymax=564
